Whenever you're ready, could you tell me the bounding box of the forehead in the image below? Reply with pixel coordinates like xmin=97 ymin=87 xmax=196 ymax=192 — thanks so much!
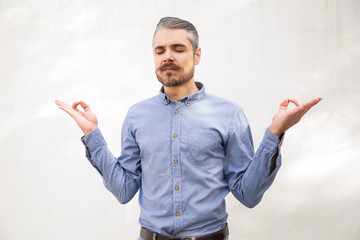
xmin=153 ymin=28 xmax=192 ymax=48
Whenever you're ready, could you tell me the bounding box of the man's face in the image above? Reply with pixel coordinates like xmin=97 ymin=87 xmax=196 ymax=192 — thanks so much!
xmin=153 ymin=28 xmax=201 ymax=87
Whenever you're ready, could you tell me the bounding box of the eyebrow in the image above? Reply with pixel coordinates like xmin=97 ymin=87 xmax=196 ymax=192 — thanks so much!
xmin=172 ymin=44 xmax=187 ymax=48
xmin=154 ymin=43 xmax=188 ymax=51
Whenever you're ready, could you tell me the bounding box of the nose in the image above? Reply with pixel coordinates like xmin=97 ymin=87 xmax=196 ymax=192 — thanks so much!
xmin=163 ymin=50 xmax=174 ymax=63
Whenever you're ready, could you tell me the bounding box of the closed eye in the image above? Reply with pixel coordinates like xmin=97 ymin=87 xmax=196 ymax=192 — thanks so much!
xmin=155 ymin=50 xmax=164 ymax=54
xmin=173 ymin=44 xmax=186 ymax=53
xmin=175 ymin=48 xmax=185 ymax=53
xmin=154 ymin=46 xmax=165 ymax=54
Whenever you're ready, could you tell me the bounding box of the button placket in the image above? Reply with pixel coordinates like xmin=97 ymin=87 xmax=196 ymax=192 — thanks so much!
xmin=171 ymin=104 xmax=183 ymax=233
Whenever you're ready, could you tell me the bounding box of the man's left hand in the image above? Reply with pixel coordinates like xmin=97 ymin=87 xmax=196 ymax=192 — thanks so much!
xmin=269 ymin=97 xmax=322 ymax=137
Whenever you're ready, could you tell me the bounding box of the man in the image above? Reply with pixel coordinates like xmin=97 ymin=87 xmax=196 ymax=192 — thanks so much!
xmin=55 ymin=17 xmax=321 ymax=240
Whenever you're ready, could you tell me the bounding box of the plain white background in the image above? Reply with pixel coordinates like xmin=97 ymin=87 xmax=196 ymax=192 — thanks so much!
xmin=1 ymin=0 xmax=359 ymax=239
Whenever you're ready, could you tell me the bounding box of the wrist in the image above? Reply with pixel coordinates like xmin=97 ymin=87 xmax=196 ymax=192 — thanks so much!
xmin=268 ymin=126 xmax=284 ymax=137
xmin=83 ymin=127 xmax=98 ymax=136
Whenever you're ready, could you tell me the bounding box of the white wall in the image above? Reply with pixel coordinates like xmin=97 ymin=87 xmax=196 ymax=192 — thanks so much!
xmin=1 ymin=0 xmax=359 ymax=239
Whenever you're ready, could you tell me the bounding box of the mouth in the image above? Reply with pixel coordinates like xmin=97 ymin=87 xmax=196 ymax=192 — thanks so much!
xmin=163 ymin=68 xmax=177 ymax=72
xmin=159 ymin=64 xmax=180 ymax=72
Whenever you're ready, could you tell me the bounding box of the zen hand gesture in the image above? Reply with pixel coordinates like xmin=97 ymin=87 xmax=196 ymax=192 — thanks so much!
xmin=55 ymin=100 xmax=98 ymax=136
xmin=269 ymin=97 xmax=322 ymax=137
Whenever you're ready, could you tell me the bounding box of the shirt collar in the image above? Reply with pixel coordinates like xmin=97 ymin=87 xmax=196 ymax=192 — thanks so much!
xmin=159 ymin=82 xmax=206 ymax=106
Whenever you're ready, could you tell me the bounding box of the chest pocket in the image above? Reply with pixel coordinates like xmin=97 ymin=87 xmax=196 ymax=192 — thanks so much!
xmin=188 ymin=129 xmax=223 ymax=166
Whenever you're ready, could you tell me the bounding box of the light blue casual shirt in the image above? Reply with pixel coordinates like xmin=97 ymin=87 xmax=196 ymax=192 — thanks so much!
xmin=82 ymin=82 xmax=283 ymax=238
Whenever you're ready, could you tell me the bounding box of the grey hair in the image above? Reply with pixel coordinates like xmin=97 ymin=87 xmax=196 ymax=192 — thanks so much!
xmin=153 ymin=16 xmax=199 ymax=52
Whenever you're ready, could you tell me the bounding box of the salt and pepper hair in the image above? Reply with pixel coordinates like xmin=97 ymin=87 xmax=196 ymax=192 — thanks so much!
xmin=153 ymin=17 xmax=199 ymax=52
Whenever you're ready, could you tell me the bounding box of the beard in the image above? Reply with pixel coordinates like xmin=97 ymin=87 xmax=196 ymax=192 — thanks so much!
xmin=156 ymin=63 xmax=195 ymax=87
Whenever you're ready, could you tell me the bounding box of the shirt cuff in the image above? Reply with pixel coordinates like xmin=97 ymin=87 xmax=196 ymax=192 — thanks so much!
xmin=81 ymin=128 xmax=107 ymax=155
xmin=261 ymin=128 xmax=284 ymax=151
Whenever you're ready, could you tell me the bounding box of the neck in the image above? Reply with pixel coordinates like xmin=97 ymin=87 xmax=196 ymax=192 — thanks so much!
xmin=164 ymin=80 xmax=199 ymax=102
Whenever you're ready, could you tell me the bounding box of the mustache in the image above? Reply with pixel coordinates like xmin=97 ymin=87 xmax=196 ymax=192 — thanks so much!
xmin=158 ymin=63 xmax=181 ymax=72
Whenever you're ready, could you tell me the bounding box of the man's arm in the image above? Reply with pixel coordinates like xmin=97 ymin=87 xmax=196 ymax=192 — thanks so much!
xmin=55 ymin=100 xmax=141 ymax=204
xmin=225 ymin=97 xmax=321 ymax=208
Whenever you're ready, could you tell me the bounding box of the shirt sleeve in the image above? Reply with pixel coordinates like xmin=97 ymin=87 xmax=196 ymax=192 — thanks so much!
xmin=224 ymin=109 xmax=283 ymax=208
xmin=81 ymin=111 xmax=141 ymax=204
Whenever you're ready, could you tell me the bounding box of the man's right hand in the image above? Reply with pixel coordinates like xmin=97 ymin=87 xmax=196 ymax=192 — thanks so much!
xmin=55 ymin=100 xmax=98 ymax=136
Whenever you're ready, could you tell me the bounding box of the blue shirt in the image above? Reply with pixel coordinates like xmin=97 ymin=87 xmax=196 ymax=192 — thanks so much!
xmin=82 ymin=82 xmax=282 ymax=238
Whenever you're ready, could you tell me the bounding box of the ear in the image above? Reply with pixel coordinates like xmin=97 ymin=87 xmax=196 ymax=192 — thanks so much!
xmin=194 ymin=48 xmax=201 ymax=65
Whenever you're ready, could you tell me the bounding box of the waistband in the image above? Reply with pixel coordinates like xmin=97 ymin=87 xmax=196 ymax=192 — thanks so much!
xmin=140 ymin=224 xmax=229 ymax=240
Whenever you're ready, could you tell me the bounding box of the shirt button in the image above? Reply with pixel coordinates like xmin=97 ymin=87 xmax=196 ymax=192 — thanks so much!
xmin=174 ymin=233 xmax=179 ymax=237
xmin=93 ymin=163 xmax=96 ymax=166
xmin=173 ymin=134 xmax=178 ymax=138
xmin=175 ymin=186 xmax=179 ymax=190
xmin=175 ymin=110 xmax=179 ymax=114
xmin=187 ymin=101 xmax=190 ymax=104
xmin=176 ymin=212 xmax=180 ymax=216
xmin=174 ymin=159 xmax=178 ymax=164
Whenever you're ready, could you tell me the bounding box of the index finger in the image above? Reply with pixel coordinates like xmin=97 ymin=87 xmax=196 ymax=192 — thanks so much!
xmin=289 ymin=99 xmax=301 ymax=107
xmin=72 ymin=101 xmax=91 ymax=111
